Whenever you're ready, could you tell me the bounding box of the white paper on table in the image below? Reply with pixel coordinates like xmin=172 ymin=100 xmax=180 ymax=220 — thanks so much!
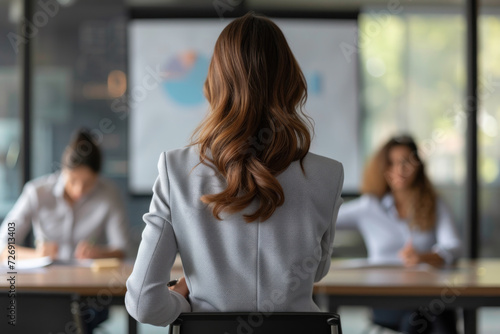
xmin=2 ymin=256 xmax=53 ymax=270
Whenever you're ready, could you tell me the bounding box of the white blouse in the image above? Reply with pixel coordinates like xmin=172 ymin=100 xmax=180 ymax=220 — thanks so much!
xmin=336 ymin=194 xmax=462 ymax=264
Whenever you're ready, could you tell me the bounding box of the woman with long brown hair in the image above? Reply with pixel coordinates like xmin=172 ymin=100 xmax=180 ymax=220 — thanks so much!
xmin=125 ymin=12 xmax=344 ymax=326
xmin=336 ymin=134 xmax=461 ymax=333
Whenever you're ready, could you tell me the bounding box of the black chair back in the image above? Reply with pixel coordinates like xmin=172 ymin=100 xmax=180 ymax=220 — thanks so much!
xmin=167 ymin=312 xmax=342 ymax=334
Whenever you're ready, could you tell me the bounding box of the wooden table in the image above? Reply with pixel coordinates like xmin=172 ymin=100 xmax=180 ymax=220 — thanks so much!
xmin=2 ymin=259 xmax=499 ymax=334
xmin=313 ymin=259 xmax=500 ymax=334
xmin=0 ymin=261 xmax=137 ymax=333
xmin=0 ymin=262 xmax=132 ymax=295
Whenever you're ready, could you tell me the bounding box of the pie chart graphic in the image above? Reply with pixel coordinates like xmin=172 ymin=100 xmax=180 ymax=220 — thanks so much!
xmin=161 ymin=51 xmax=210 ymax=107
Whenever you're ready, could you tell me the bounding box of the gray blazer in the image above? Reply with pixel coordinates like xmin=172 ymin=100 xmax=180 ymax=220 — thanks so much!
xmin=125 ymin=146 xmax=344 ymax=326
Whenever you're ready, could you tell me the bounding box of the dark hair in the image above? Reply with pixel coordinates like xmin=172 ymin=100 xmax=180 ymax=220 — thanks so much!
xmin=361 ymin=134 xmax=437 ymax=231
xmin=61 ymin=129 xmax=102 ymax=173
xmin=191 ymin=12 xmax=312 ymax=223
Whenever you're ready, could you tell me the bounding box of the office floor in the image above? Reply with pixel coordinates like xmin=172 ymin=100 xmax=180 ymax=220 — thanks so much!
xmin=96 ymin=306 xmax=500 ymax=334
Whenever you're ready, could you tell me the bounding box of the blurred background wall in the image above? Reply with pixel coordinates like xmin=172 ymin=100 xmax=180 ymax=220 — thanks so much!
xmin=0 ymin=0 xmax=499 ymax=258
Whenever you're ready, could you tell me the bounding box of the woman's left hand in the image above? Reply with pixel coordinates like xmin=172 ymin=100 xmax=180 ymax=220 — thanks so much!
xmin=399 ymin=242 xmax=421 ymax=267
xmin=399 ymin=242 xmax=446 ymax=267
xmin=169 ymin=277 xmax=189 ymax=299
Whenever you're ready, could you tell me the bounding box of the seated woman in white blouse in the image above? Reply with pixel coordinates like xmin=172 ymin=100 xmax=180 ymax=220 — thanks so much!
xmin=0 ymin=129 xmax=129 ymax=261
xmin=336 ymin=135 xmax=461 ymax=334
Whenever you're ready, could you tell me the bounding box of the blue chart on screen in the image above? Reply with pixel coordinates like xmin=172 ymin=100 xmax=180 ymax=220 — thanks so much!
xmin=161 ymin=51 xmax=209 ymax=106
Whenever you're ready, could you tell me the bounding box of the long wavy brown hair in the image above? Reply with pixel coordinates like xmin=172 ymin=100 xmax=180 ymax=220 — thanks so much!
xmin=361 ymin=135 xmax=437 ymax=231
xmin=190 ymin=12 xmax=312 ymax=223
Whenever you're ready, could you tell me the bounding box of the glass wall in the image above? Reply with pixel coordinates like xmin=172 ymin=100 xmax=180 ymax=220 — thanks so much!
xmin=29 ymin=0 xmax=151 ymax=249
xmin=30 ymin=0 xmax=127 ymax=179
xmin=358 ymin=8 xmax=466 ymax=241
xmin=357 ymin=8 xmax=500 ymax=258
xmin=0 ymin=0 xmax=21 ymax=219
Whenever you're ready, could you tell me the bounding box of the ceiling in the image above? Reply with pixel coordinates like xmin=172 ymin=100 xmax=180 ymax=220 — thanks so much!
xmin=2 ymin=0 xmax=499 ymax=14
xmin=124 ymin=0 xmax=500 ymax=10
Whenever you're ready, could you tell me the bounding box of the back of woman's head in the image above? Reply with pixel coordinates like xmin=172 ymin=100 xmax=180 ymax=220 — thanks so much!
xmin=62 ymin=128 xmax=102 ymax=174
xmin=192 ymin=12 xmax=312 ymax=223
xmin=361 ymin=134 xmax=437 ymax=230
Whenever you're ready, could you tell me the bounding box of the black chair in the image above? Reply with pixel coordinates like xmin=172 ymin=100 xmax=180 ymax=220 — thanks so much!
xmin=167 ymin=312 xmax=342 ymax=334
xmin=0 ymin=291 xmax=83 ymax=334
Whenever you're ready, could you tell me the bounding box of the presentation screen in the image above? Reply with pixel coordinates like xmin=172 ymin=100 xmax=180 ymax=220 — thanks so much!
xmin=128 ymin=18 xmax=360 ymax=194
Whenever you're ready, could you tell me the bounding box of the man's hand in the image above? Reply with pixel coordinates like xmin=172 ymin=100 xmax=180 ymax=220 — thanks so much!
xmin=74 ymin=240 xmax=99 ymax=259
xmin=36 ymin=241 xmax=59 ymax=260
